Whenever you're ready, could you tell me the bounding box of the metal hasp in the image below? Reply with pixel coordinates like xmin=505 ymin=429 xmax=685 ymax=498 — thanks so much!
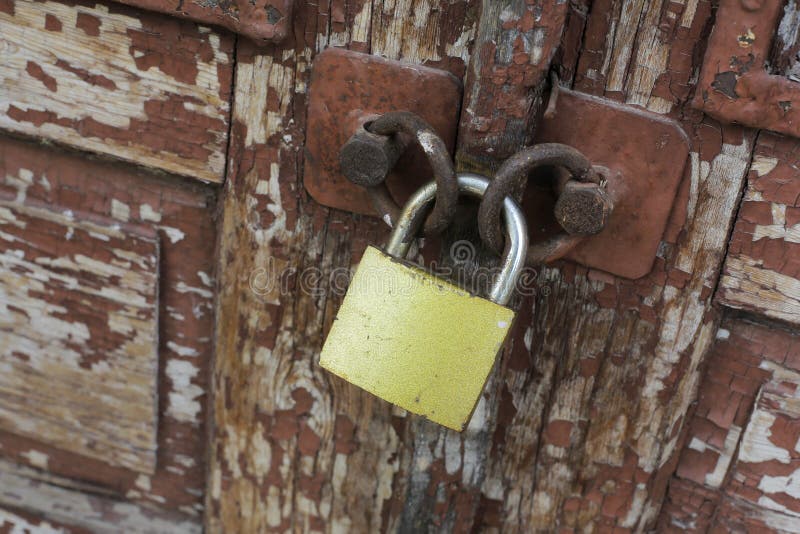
xmin=304 ymin=48 xmax=462 ymax=216
xmin=111 ymin=0 xmax=292 ymax=44
xmin=693 ymin=0 xmax=800 ymax=136
xmin=477 ymin=142 xmax=614 ymax=266
xmin=534 ymin=88 xmax=690 ymax=279
xmin=304 ymin=49 xmax=688 ymax=279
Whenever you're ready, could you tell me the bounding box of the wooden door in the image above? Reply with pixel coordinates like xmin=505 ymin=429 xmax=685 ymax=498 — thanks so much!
xmin=0 ymin=0 xmax=229 ymax=530
xmin=2 ymin=0 xmax=800 ymax=533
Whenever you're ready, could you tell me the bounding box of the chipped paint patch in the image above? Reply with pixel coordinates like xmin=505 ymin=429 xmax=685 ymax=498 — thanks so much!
xmin=739 ymin=404 xmax=793 ymax=464
xmin=0 ymin=202 xmax=160 ymax=473
xmin=140 ymin=203 xmax=162 ymax=222
xmin=135 ymin=474 xmax=151 ymax=492
xmin=166 ymin=359 xmax=203 ymax=424
xmin=720 ymin=255 xmax=800 ymax=325
xmin=162 ymin=226 xmax=186 ymax=243
xmin=167 ymin=341 xmax=199 ymax=357
xmin=0 ymin=508 xmax=65 ymax=533
xmin=0 ymin=459 xmax=201 ymax=532
xmin=721 ymin=134 xmax=800 ymax=325
xmin=691 ymin=425 xmax=744 ymax=487
xmin=0 ymin=0 xmax=232 ymax=182
xmin=111 ymin=199 xmax=130 ymax=221
xmin=0 ymin=137 xmax=215 ymax=525
xmin=752 ymin=155 xmax=779 ymax=176
xmin=20 ymin=449 xmax=49 ymax=470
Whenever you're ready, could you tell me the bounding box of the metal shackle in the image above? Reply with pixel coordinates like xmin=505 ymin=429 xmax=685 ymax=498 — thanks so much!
xmin=385 ymin=173 xmax=529 ymax=306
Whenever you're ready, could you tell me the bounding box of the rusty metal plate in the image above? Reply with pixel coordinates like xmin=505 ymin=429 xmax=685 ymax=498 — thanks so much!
xmin=112 ymin=0 xmax=292 ymax=44
xmin=534 ymin=89 xmax=690 ymax=279
xmin=693 ymin=0 xmax=800 ymax=137
xmin=304 ymin=48 xmax=462 ymax=215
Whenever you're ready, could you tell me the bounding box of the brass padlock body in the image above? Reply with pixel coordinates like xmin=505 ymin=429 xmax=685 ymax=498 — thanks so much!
xmin=320 ymin=246 xmax=514 ymax=431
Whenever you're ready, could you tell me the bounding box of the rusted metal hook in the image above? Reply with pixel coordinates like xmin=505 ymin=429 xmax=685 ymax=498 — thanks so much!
xmin=478 ymin=143 xmax=613 ymax=264
xmin=339 ymin=111 xmax=458 ymax=235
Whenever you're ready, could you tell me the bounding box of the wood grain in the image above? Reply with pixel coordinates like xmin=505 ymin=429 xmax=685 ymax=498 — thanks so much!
xmin=0 ymin=0 xmax=233 ymax=183
xmin=0 ymin=135 xmax=216 ymax=530
xmin=659 ymin=319 xmax=800 ymax=531
xmin=473 ymin=0 xmax=755 ymax=529
xmin=207 ymin=0 xmax=768 ymax=531
xmin=0 ymin=0 xmax=795 ymax=530
xmin=457 ymin=0 xmax=568 ymax=172
xmin=0 ymin=201 xmax=160 ymax=474
xmin=0 ymin=459 xmax=200 ymax=534
xmin=0 ymin=506 xmax=82 ymax=533
xmin=207 ymin=0 xmax=478 ymax=531
xmin=719 ymin=133 xmax=800 ymax=325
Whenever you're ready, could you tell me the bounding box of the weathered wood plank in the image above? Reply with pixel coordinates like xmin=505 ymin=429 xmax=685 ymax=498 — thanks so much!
xmin=0 ymin=135 xmax=215 ymax=524
xmin=470 ymin=0 xmax=756 ymax=530
xmin=719 ymin=133 xmax=800 ymax=325
xmin=732 ymin=370 xmax=800 ymax=518
xmin=659 ymin=320 xmax=800 ymax=532
xmin=0 ymin=201 xmax=160 ymax=474
xmin=207 ymin=0 xmax=479 ymax=530
xmin=772 ymin=0 xmax=800 ymax=79
xmin=713 ymin=495 xmax=800 ymax=533
xmin=110 ymin=0 xmax=292 ymax=45
xmin=0 ymin=460 xmax=200 ymax=534
xmin=0 ymin=507 xmax=86 ymax=534
xmin=456 ymin=0 xmax=568 ymax=172
xmin=0 ymin=0 xmax=233 ymax=182
xmin=207 ymin=0 xmax=786 ymax=532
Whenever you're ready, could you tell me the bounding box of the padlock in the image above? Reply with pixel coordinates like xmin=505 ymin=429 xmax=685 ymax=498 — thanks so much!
xmin=319 ymin=173 xmax=528 ymax=431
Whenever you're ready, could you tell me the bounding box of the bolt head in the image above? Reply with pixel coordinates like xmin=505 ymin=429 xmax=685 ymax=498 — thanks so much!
xmin=553 ymin=182 xmax=613 ymax=236
xmin=339 ymin=135 xmax=392 ymax=187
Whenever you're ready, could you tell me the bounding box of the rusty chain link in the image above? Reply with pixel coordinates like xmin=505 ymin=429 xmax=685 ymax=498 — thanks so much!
xmin=477 ymin=143 xmax=613 ymax=264
xmin=339 ymin=111 xmax=458 ymax=235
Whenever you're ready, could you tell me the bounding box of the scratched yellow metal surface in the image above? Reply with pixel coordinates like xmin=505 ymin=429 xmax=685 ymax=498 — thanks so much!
xmin=319 ymin=246 xmax=515 ymax=431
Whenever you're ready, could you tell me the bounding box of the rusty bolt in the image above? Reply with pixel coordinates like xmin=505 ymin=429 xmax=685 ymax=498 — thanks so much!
xmin=740 ymin=0 xmax=764 ymax=11
xmin=554 ymin=180 xmax=613 ymax=236
xmin=339 ymin=121 xmax=407 ymax=188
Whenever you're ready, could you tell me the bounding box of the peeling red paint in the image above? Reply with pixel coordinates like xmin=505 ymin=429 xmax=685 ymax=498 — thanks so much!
xmin=25 ymin=61 xmax=57 ymax=92
xmin=112 ymin=0 xmax=292 ymax=45
xmin=126 ymin=13 xmax=215 ymax=85
xmin=720 ymin=132 xmax=800 ymax=322
xmin=55 ymin=59 xmax=117 ymax=90
xmin=7 ymin=96 xmax=224 ymax=165
xmin=693 ymin=0 xmax=800 ymax=136
xmin=0 ymin=135 xmax=216 ymax=521
xmin=457 ymin=1 xmax=569 ymax=171
xmin=661 ymin=319 xmax=800 ymax=530
xmin=44 ymin=12 xmax=61 ymax=31
xmin=1 ymin=0 xmax=233 ymax=183
xmin=544 ymin=420 xmax=574 ymax=447
xmin=0 ymin=507 xmax=90 ymax=534
xmin=75 ymin=12 xmax=100 ymax=36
